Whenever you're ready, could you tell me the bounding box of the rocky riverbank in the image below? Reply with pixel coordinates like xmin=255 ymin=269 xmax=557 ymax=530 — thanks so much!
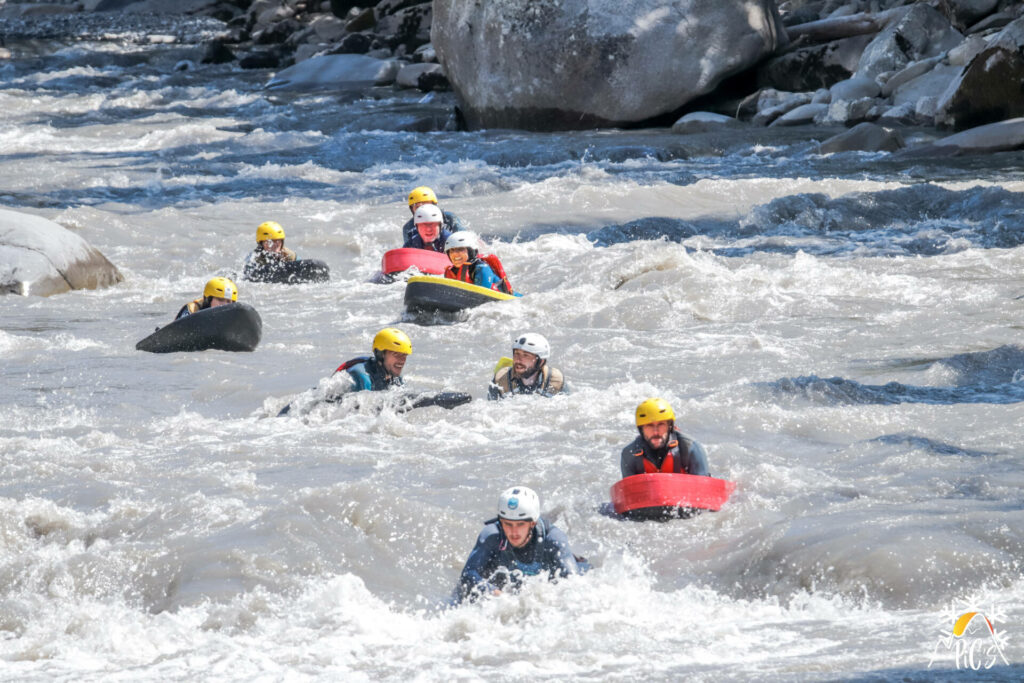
xmin=2 ymin=0 xmax=1023 ymax=154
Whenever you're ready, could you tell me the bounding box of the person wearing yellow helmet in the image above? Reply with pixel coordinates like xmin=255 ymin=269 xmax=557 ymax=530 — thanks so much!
xmin=620 ymin=398 xmax=709 ymax=478
xmin=333 ymin=327 xmax=412 ymax=391
xmin=243 ymin=221 xmax=297 ymax=280
xmin=401 ymin=185 xmax=464 ymax=246
xmin=175 ymin=276 xmax=238 ymax=320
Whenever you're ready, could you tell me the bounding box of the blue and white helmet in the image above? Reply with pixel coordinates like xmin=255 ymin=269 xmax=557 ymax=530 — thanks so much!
xmin=498 ymin=486 xmax=540 ymax=521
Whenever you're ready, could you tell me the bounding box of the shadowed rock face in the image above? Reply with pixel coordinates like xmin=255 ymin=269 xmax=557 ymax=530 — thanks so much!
xmin=935 ymin=46 xmax=1024 ymax=131
xmin=0 ymin=209 xmax=123 ymax=297
xmin=433 ymin=0 xmax=787 ymax=131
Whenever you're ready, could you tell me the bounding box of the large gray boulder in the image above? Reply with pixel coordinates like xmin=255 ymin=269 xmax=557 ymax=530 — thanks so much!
xmin=0 ymin=209 xmax=123 ymax=297
xmin=433 ymin=0 xmax=787 ymax=131
xmin=856 ymin=4 xmax=963 ymax=80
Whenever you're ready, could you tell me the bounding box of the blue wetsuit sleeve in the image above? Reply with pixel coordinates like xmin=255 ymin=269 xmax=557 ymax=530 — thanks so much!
xmin=473 ymin=263 xmax=502 ymax=290
xmin=458 ymin=525 xmax=500 ymax=598
xmin=543 ymin=525 xmax=581 ymax=578
xmin=345 ymin=366 xmax=374 ymax=392
xmin=687 ymin=439 xmax=711 ymax=477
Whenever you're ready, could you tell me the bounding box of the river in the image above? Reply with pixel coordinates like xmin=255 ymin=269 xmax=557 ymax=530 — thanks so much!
xmin=1 ymin=24 xmax=1023 ymax=681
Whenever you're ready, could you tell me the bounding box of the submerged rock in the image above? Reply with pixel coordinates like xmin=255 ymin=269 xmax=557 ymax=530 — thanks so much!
xmin=671 ymin=112 xmax=742 ymax=135
xmin=266 ymin=54 xmax=404 ymax=90
xmin=818 ymin=122 xmax=905 ymax=153
xmin=433 ymin=0 xmax=786 ymax=131
xmin=0 ymin=209 xmax=123 ymax=297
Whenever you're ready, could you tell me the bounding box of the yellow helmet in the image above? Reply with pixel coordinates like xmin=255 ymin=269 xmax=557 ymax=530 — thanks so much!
xmin=372 ymin=327 xmax=412 ymax=356
xmin=256 ymin=221 xmax=285 ymax=242
xmin=635 ymin=398 xmax=674 ymax=427
xmin=203 ymin=276 xmax=238 ymax=301
xmin=407 ymin=186 xmax=437 ymax=206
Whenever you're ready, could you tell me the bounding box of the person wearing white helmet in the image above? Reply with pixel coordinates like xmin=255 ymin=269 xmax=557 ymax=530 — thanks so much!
xmin=454 ymin=486 xmax=585 ymax=603
xmin=443 ymin=231 xmax=514 ymax=294
xmin=403 ymin=204 xmax=451 ymax=252
xmin=401 ymin=185 xmax=464 ymax=244
xmin=488 ymin=332 xmax=567 ymax=399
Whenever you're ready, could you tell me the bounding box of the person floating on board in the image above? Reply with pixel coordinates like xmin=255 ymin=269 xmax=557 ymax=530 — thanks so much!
xmin=335 ymin=327 xmax=411 ymax=392
xmin=454 ymin=486 xmax=585 ymax=603
xmin=401 ymin=186 xmax=463 ymax=245
xmin=443 ymin=231 xmax=515 ymax=294
xmin=175 ymin=277 xmax=238 ymax=320
xmin=243 ymin=221 xmax=297 ymax=280
xmin=620 ymin=398 xmax=710 ymax=478
xmin=488 ymin=333 xmax=567 ymax=400
xmin=403 ymin=204 xmax=451 ymax=252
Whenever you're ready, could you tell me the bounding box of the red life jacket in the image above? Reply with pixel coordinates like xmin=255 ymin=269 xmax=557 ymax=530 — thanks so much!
xmin=641 ymin=439 xmax=679 ymax=474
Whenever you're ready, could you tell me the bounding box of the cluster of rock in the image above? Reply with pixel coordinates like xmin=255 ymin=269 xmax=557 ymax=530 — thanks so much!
xmin=0 ymin=0 xmax=447 ymax=93
xmin=696 ymin=0 xmax=1024 ymax=153
xmin=187 ymin=0 xmax=447 ymax=93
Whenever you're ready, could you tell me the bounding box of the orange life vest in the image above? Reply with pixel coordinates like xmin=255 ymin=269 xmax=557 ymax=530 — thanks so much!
xmin=445 ymin=254 xmax=513 ymax=294
xmin=640 ymin=440 xmax=679 ymax=474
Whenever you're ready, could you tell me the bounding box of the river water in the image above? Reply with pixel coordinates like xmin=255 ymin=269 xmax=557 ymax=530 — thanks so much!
xmin=2 ymin=26 xmax=1023 ymax=681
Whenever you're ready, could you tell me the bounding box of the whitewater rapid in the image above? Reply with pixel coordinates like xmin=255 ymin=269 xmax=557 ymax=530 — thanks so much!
xmin=1 ymin=30 xmax=1023 ymax=681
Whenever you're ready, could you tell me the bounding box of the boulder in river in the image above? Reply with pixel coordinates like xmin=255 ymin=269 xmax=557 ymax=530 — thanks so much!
xmin=0 ymin=208 xmax=123 ymax=297
xmin=432 ymin=0 xmax=787 ymax=131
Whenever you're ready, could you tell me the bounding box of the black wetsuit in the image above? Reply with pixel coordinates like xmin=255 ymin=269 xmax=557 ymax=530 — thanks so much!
xmin=455 ymin=517 xmax=580 ymax=603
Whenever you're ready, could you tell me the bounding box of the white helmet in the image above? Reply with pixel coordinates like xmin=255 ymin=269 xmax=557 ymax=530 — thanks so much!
xmin=443 ymin=231 xmax=479 ymax=252
xmin=512 ymin=333 xmax=550 ymax=360
xmin=413 ymin=204 xmax=443 ymax=224
xmin=497 ymin=486 xmax=540 ymax=521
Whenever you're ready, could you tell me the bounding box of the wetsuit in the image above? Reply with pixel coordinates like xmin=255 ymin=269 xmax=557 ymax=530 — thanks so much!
xmin=175 ymin=297 xmax=209 ymax=320
xmin=403 ymin=227 xmax=451 ymax=252
xmin=488 ymin=364 xmax=567 ymax=400
xmin=243 ymin=246 xmax=297 ymax=280
xmin=338 ymin=356 xmax=403 ymax=392
xmin=401 ymin=209 xmax=462 ymax=244
xmin=445 ymin=259 xmax=505 ymax=291
xmin=619 ymin=429 xmax=710 ymax=478
xmin=455 ymin=517 xmax=581 ymax=603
